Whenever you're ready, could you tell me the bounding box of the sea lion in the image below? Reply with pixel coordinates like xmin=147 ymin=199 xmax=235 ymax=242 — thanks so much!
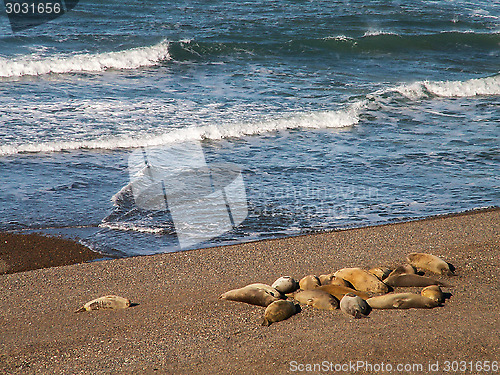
xmin=299 ymin=275 xmax=321 ymax=290
xmin=334 ymin=268 xmax=389 ymax=294
xmin=262 ymin=300 xmax=299 ymax=326
xmin=292 ymin=290 xmax=339 ymax=311
xmin=406 ymin=253 xmax=455 ymax=276
xmin=220 ymin=283 xmax=283 ymax=307
xmin=340 ymin=293 xmax=370 ymax=319
xmin=319 ymin=274 xmax=335 ymax=285
xmin=387 ymin=264 xmax=416 ymax=278
xmin=368 ymin=267 xmax=392 ymax=281
xmin=75 ymin=295 xmax=131 ymax=313
xmin=421 ymin=285 xmax=444 ymax=304
xmin=384 ymin=274 xmax=448 ymax=288
xmin=317 ymin=285 xmax=370 ymax=300
xmin=319 ymin=274 xmax=352 ymax=287
xmin=272 ymin=276 xmax=298 ymax=294
xmin=366 ymin=293 xmax=439 ymax=309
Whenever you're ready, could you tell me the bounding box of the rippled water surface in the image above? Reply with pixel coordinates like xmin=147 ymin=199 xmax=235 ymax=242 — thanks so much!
xmin=0 ymin=1 xmax=498 ymax=255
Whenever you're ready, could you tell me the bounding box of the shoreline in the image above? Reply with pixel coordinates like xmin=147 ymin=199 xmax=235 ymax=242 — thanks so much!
xmin=1 ymin=206 xmax=498 ymax=275
xmin=0 ymin=207 xmax=498 ymax=373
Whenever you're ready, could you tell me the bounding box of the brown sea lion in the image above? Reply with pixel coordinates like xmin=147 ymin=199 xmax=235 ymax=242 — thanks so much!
xmin=340 ymin=293 xmax=370 ymax=319
xmin=220 ymin=283 xmax=283 ymax=307
xmin=318 ymin=274 xmax=335 ymax=285
xmin=319 ymin=274 xmax=352 ymax=287
xmin=387 ymin=264 xmax=417 ymax=278
xmin=262 ymin=300 xmax=299 ymax=326
xmin=366 ymin=293 xmax=439 ymax=309
xmin=75 ymin=295 xmax=131 ymax=313
xmin=334 ymin=268 xmax=389 ymax=294
xmin=299 ymin=275 xmax=321 ymax=290
xmin=317 ymin=284 xmax=370 ymax=300
xmin=384 ymin=274 xmax=448 ymax=288
xmin=368 ymin=267 xmax=392 ymax=281
xmin=292 ymin=290 xmax=339 ymax=311
xmin=406 ymin=253 xmax=455 ymax=276
xmin=421 ymin=285 xmax=444 ymax=304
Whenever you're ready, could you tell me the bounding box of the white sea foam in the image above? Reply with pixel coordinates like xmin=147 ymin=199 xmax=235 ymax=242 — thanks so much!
xmin=0 ymin=106 xmax=360 ymax=156
xmin=0 ymin=40 xmax=170 ymax=78
xmin=99 ymin=222 xmax=167 ymax=234
xmin=391 ymin=74 xmax=500 ymax=99
xmin=323 ymin=35 xmax=355 ymax=42
xmin=363 ymin=30 xmax=399 ymax=37
xmin=1 ymin=74 xmax=498 ymax=156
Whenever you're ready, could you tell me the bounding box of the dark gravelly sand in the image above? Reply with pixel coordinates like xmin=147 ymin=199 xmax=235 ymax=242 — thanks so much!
xmin=0 ymin=232 xmax=102 ymax=275
xmin=0 ymin=208 xmax=498 ymax=374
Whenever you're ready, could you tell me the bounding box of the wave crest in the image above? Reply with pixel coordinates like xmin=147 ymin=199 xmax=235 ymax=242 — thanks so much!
xmin=0 ymin=40 xmax=170 ymax=78
xmin=1 ymin=74 xmax=498 ymax=156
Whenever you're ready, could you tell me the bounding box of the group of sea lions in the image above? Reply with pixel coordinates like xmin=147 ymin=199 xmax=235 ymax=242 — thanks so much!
xmin=220 ymin=252 xmax=455 ymax=326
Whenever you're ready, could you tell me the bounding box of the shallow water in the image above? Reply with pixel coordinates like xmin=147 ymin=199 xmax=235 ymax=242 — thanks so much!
xmin=0 ymin=1 xmax=498 ymax=255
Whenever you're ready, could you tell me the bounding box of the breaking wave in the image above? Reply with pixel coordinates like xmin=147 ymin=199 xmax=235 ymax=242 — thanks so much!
xmin=0 ymin=74 xmax=498 ymax=156
xmin=0 ymin=39 xmax=171 ymax=77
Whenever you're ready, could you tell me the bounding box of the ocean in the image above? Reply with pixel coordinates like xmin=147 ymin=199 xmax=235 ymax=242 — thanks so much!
xmin=0 ymin=0 xmax=498 ymax=257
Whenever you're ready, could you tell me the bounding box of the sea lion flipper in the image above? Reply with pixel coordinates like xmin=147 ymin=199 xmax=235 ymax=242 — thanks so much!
xmin=74 ymin=306 xmax=86 ymax=313
xmin=261 ymin=318 xmax=271 ymax=326
xmin=393 ymin=299 xmax=406 ymax=308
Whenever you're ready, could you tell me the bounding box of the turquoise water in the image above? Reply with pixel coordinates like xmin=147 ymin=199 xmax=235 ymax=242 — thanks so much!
xmin=0 ymin=1 xmax=498 ymax=256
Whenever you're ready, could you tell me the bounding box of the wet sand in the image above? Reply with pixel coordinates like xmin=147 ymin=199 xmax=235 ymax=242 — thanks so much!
xmin=0 ymin=208 xmax=499 ymax=374
xmin=0 ymin=232 xmax=102 ymax=275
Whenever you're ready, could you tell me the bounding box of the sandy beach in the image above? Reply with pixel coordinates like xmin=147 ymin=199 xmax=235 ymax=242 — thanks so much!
xmin=0 ymin=208 xmax=499 ymax=374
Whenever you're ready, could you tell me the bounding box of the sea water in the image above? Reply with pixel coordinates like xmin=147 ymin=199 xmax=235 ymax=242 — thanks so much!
xmin=0 ymin=1 xmax=498 ymax=256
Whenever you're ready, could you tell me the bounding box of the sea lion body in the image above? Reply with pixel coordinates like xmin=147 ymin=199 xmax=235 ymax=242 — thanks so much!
xmin=388 ymin=264 xmax=416 ymax=278
xmin=317 ymin=285 xmax=370 ymax=300
xmin=319 ymin=274 xmax=335 ymax=285
xmin=293 ymin=290 xmax=339 ymax=311
xmin=368 ymin=267 xmax=392 ymax=281
xmin=421 ymin=285 xmax=444 ymax=304
xmin=384 ymin=274 xmax=447 ymax=288
xmin=319 ymin=274 xmax=352 ymax=287
xmin=262 ymin=300 xmax=298 ymax=326
xmin=220 ymin=283 xmax=283 ymax=307
xmin=366 ymin=293 xmax=439 ymax=309
xmin=299 ymin=275 xmax=321 ymax=290
xmin=340 ymin=293 xmax=370 ymax=318
xmin=271 ymin=276 xmax=298 ymax=294
xmin=334 ymin=268 xmax=389 ymax=294
xmin=407 ymin=253 xmax=454 ymax=276
xmin=75 ymin=295 xmax=130 ymax=313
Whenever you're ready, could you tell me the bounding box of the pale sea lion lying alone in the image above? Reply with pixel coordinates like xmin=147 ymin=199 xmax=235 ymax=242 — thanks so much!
xmin=292 ymin=290 xmax=339 ymax=311
xmin=366 ymin=293 xmax=439 ymax=309
xmin=220 ymin=283 xmax=284 ymax=307
xmin=334 ymin=268 xmax=389 ymax=294
xmin=340 ymin=293 xmax=370 ymax=319
xmin=75 ymin=295 xmax=131 ymax=313
xmin=262 ymin=300 xmax=299 ymax=326
xmin=406 ymin=253 xmax=455 ymax=276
